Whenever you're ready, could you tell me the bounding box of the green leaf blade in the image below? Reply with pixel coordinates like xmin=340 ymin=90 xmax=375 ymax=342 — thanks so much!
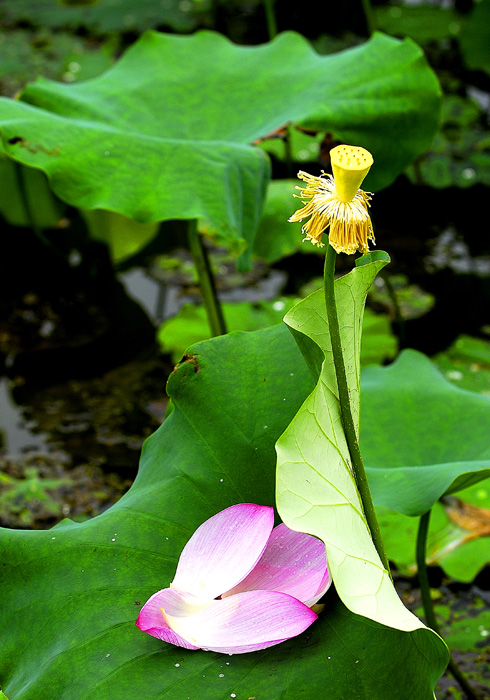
xmin=0 ymin=31 xmax=440 ymax=266
xmin=361 ymin=350 xmax=490 ymax=516
xmin=0 ymin=325 xmax=448 ymax=699
xmin=276 ymin=257 xmax=432 ymax=631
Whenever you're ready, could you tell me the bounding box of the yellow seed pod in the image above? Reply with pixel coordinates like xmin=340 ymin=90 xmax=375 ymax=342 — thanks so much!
xmin=330 ymin=145 xmax=374 ymax=203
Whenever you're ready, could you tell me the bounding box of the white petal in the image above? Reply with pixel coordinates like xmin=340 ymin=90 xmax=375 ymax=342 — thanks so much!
xmin=171 ymin=503 xmax=274 ymax=599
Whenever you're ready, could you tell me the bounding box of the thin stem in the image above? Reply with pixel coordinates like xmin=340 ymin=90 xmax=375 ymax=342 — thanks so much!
xmin=323 ymin=245 xmax=391 ymax=576
xmin=263 ymin=0 xmax=277 ymax=39
xmin=416 ymin=511 xmax=484 ymax=700
xmin=13 ymin=162 xmax=60 ymax=255
xmin=187 ymin=219 xmax=227 ymax=338
xmin=283 ymin=125 xmax=293 ymax=178
xmin=380 ymin=270 xmax=405 ymax=346
xmin=360 ymin=0 xmax=376 ymax=35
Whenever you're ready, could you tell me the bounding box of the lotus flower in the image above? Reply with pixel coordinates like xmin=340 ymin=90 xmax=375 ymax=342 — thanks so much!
xmin=136 ymin=503 xmax=331 ymax=654
xmin=289 ymin=144 xmax=375 ymax=254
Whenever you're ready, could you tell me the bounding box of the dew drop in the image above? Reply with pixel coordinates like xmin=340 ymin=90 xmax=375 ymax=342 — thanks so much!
xmin=106 ymin=654 xmax=110 ymax=658
xmin=51 ymin=537 xmax=56 ymax=540
xmin=175 ymin=663 xmax=180 ymax=667
xmin=219 ymin=673 xmax=225 ymax=678
xmin=111 ymin=538 xmax=116 ymax=542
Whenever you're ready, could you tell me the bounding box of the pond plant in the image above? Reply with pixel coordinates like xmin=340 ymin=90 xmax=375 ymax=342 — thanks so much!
xmin=1 ymin=15 xmax=490 ymax=700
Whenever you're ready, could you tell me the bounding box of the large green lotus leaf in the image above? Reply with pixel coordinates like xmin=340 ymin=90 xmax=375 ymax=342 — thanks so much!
xmin=361 ymin=350 xmax=490 ymax=517
xmin=0 ymin=31 xmax=440 ymax=267
xmin=0 ymin=0 xmax=209 ymax=33
xmin=157 ymin=298 xmax=298 ymax=362
xmin=0 ymin=324 xmax=448 ymax=699
xmin=157 ymin=299 xmax=397 ymax=366
xmin=376 ymin=478 xmax=490 ymax=582
xmin=80 ymin=209 xmax=159 ymax=263
xmin=276 ymin=254 xmax=433 ymax=633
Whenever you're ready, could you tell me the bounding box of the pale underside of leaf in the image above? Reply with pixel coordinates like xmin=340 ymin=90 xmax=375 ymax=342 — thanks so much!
xmin=276 ymin=259 xmax=427 ymax=632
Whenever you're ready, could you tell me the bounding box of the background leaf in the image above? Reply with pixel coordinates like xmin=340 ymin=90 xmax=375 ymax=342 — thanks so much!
xmin=157 ymin=300 xmax=398 ymax=366
xmin=0 ymin=0 xmax=210 ymax=33
xmin=361 ymin=350 xmax=490 ymax=517
xmin=275 ymin=257 xmax=431 ymax=632
xmin=376 ymin=478 xmax=490 ymax=582
xmin=460 ymin=0 xmax=490 ymax=76
xmin=0 ymin=30 xmax=441 ymax=267
xmin=0 ymin=324 xmax=448 ymax=699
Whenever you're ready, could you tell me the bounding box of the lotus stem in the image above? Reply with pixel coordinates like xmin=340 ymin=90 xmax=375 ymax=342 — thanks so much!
xmin=323 ymin=244 xmax=391 ymax=576
xmin=187 ymin=219 xmax=227 ymax=337
xmin=361 ymin=0 xmax=376 ymax=35
xmin=416 ymin=510 xmax=484 ymax=700
xmin=263 ymin=0 xmax=278 ymax=39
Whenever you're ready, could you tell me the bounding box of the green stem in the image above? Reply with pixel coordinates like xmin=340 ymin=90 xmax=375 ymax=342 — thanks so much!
xmin=13 ymin=162 xmax=60 ymax=255
xmin=323 ymin=244 xmax=391 ymax=576
xmin=380 ymin=270 xmax=405 ymax=346
xmin=284 ymin=125 xmax=293 ymax=178
xmin=416 ymin=511 xmax=484 ymax=700
xmin=360 ymin=0 xmax=376 ymax=35
xmin=263 ymin=0 xmax=278 ymax=39
xmin=187 ymin=220 xmax=227 ymax=338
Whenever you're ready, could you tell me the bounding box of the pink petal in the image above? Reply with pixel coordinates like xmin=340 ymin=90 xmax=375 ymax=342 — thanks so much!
xmin=171 ymin=504 xmax=274 ymax=600
xmin=138 ymin=588 xmax=318 ymax=654
xmin=136 ymin=588 xmax=204 ymax=650
xmin=223 ymin=524 xmax=331 ymax=606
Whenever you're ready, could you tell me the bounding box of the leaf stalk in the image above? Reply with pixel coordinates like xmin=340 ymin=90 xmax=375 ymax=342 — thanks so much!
xmin=416 ymin=510 xmax=484 ymax=700
xmin=187 ymin=219 xmax=227 ymax=338
xmin=323 ymin=243 xmax=391 ymax=576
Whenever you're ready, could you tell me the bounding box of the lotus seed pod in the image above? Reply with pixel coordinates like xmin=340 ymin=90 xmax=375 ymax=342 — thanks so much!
xmin=330 ymin=145 xmax=373 ymax=203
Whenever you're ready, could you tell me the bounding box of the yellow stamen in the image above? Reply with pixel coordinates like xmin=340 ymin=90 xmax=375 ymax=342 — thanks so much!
xmin=288 ymin=144 xmax=375 ymax=255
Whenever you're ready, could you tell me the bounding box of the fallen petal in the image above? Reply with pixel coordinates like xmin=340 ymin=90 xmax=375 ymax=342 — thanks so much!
xmin=171 ymin=503 xmax=274 ymax=600
xmin=139 ymin=588 xmax=318 ymax=654
xmin=224 ymin=523 xmax=331 ymax=606
xmin=136 ymin=588 xmax=206 ymax=650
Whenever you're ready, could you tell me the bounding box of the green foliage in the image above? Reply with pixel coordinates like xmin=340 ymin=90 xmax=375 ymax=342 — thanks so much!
xmin=0 ymin=28 xmax=115 ymax=97
xmin=0 ymin=467 xmax=70 ymax=527
xmin=0 ymin=31 xmax=441 ymax=267
xmin=434 ymin=334 xmax=490 ymax=394
xmin=157 ymin=299 xmax=397 ymax=366
xmin=0 ymin=155 xmax=64 ymax=227
xmin=0 ymin=0 xmax=210 ymax=34
xmin=276 ymin=254 xmax=431 ymax=632
xmin=0 ymin=324 xmax=448 ymax=699
xmin=460 ymin=0 xmax=490 ymax=76
xmin=374 ymin=4 xmax=462 ymax=44
xmin=361 ymin=350 xmax=490 ymax=517
xmin=406 ymin=94 xmax=490 ymax=189
xmin=361 ymin=307 xmax=398 ymax=366
xmin=80 ymin=209 xmax=159 ymax=263
xmin=157 ymin=298 xmax=297 ymax=362
xmin=253 ymin=179 xmax=309 ymax=264
xmin=377 ymin=478 xmax=490 ymax=583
